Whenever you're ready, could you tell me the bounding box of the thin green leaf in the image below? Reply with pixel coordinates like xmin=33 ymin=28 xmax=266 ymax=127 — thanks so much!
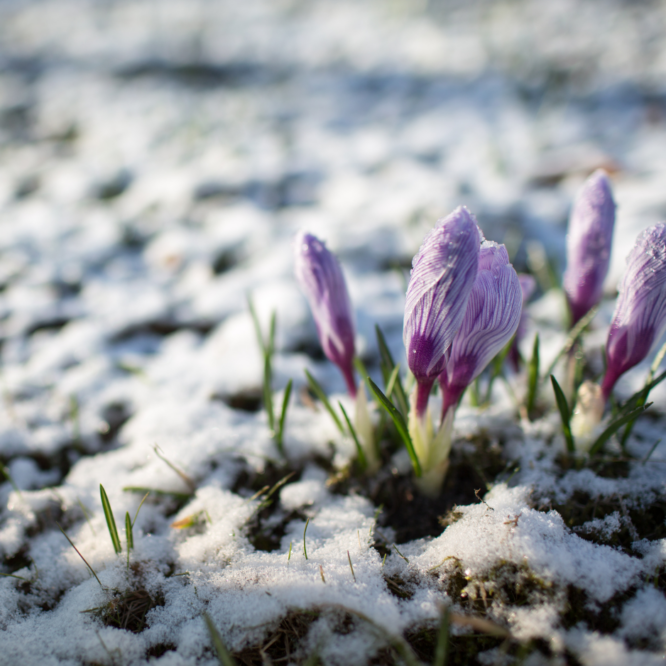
xmin=353 ymin=356 xmax=369 ymax=381
xmin=621 ymin=369 xmax=666 ymax=416
xmin=619 ymin=368 xmax=666 ymax=447
xmin=366 ymin=378 xmax=421 ymax=477
xmin=543 ymin=305 xmax=599 ymax=380
xmin=339 ymin=401 xmax=367 ymax=471
xmin=526 ymin=334 xmax=540 ymax=416
xmin=203 ymin=612 xmax=237 ymax=666
xmin=304 ymin=370 xmax=345 ymax=435
xmin=268 ymin=311 xmax=276 ymax=358
xmin=375 ymin=325 xmax=409 ymax=416
xmin=125 ymin=513 xmax=133 ymax=551
xmin=485 ymin=336 xmax=514 ymax=404
xmin=247 ymin=295 xmax=265 ymax=356
xmin=0 ymin=461 xmax=22 ymax=499
xmin=303 ymin=517 xmax=310 ymax=560
xmin=550 ymin=375 xmax=575 ymax=454
xmin=125 ymin=512 xmax=133 ymax=569
xmin=263 ymin=354 xmax=275 ymax=434
xmin=275 ymin=379 xmax=293 ymax=456
xmin=434 ymin=607 xmax=450 ymax=666
xmin=132 ymin=491 xmax=150 ymax=527
xmin=153 ymin=445 xmax=196 ymax=492
xmin=385 ymin=364 xmax=401 ymax=400
xmin=123 ymin=486 xmax=191 ymax=501
xmin=100 ymin=485 xmax=122 ymax=555
xmin=57 ymin=523 xmax=104 ymax=589
xmin=589 ymin=404 xmax=652 ymax=456
xmin=643 ymin=439 xmax=661 ymax=465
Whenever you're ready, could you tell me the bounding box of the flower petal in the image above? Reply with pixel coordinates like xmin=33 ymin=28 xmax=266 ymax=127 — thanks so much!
xmin=403 ymin=206 xmax=481 ymax=382
xmin=563 ymin=170 xmax=616 ymax=326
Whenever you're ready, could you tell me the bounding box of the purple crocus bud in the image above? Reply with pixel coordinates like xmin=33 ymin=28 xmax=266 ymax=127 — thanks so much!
xmin=403 ymin=206 xmax=481 ymax=417
xmin=439 ymin=242 xmax=522 ymax=417
xmin=294 ymin=231 xmax=357 ymax=397
xmin=508 ymin=274 xmax=537 ymax=372
xmin=601 ymin=223 xmax=666 ymax=399
xmin=563 ymin=170 xmax=616 ymax=326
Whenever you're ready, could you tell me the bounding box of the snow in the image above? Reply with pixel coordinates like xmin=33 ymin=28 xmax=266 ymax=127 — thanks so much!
xmin=1 ymin=0 xmax=666 ymax=664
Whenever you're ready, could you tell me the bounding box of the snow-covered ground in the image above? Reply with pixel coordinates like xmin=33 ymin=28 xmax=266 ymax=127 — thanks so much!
xmin=2 ymin=1 xmax=666 ymax=664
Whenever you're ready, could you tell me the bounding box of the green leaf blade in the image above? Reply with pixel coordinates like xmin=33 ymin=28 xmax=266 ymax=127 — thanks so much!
xmin=100 ymin=484 xmax=122 ymax=555
xmin=367 ymin=378 xmax=421 ymax=476
xmin=550 ymin=375 xmax=575 ymax=454
xmin=305 ymin=370 xmax=345 ymax=435
xmin=526 ymin=333 xmax=540 ymax=416
xmin=339 ymin=401 xmax=367 ymax=471
xmin=589 ymin=404 xmax=652 ymax=456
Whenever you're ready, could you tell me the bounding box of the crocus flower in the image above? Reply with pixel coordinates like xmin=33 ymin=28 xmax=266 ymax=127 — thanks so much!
xmin=563 ymin=170 xmax=616 ymax=327
xmin=403 ymin=207 xmax=481 ymax=496
xmin=403 ymin=206 xmax=481 ymax=418
xmin=601 ymin=223 xmax=666 ymax=399
xmin=294 ymin=231 xmax=357 ymax=397
xmin=439 ymin=242 xmax=522 ymax=418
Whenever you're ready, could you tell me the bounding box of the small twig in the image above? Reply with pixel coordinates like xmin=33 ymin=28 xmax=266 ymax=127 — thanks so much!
xmin=392 ymin=544 xmax=409 ymax=563
xmin=153 ymin=445 xmax=196 ymax=492
xmin=57 ymin=523 xmax=104 ymax=589
xmin=643 ymin=439 xmax=662 ymax=465
xmin=319 ymin=565 xmax=326 ymax=584
xmin=287 ymin=541 xmax=293 ymax=562
xmin=475 ymin=489 xmax=494 ymax=511
xmin=303 ymin=518 xmax=310 ymax=560
xmin=347 ymin=551 xmax=356 ymax=582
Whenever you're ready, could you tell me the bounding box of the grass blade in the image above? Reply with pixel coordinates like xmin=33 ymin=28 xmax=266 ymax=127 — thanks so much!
xmin=434 ymin=606 xmax=450 ymax=666
xmin=125 ymin=512 xmax=133 ymax=569
xmin=526 ymin=333 xmax=540 ymax=417
xmin=304 ymin=370 xmax=345 ymax=435
xmin=367 ymin=378 xmax=421 ymax=476
xmin=247 ymin=295 xmax=265 ymax=356
xmin=485 ymin=336 xmax=514 ymax=404
xmin=203 ymin=612 xmax=237 ymax=666
xmin=57 ymin=523 xmax=104 ymax=589
xmin=132 ymin=491 xmax=150 ymax=527
xmin=123 ymin=486 xmax=191 ymax=501
xmin=100 ymin=485 xmax=122 ymax=555
xmin=550 ymin=375 xmax=575 ymax=454
xmin=303 ymin=517 xmax=310 ymax=560
xmin=620 ymin=368 xmax=666 ymax=446
xmin=125 ymin=513 xmax=133 ymax=551
xmin=153 ymin=445 xmax=196 ymax=492
xmin=375 ymin=325 xmax=409 ymax=416
xmin=263 ymin=354 xmax=275 ymax=434
xmin=589 ymin=404 xmax=652 ymax=456
xmin=275 ymin=379 xmax=292 ymax=456
xmin=339 ymin=401 xmax=367 ymax=471
xmin=543 ymin=305 xmax=599 ymax=381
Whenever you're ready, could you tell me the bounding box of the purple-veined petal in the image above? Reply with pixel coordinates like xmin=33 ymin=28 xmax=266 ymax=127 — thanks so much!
xmin=602 ymin=223 xmax=666 ymax=398
xmin=403 ymin=206 xmax=481 ymax=391
xmin=563 ymin=170 xmax=616 ymax=326
xmin=294 ymin=231 xmax=357 ymax=396
xmin=440 ymin=242 xmax=522 ymax=414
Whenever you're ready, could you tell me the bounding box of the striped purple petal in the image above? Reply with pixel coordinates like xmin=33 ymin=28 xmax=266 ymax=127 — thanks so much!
xmin=403 ymin=206 xmax=481 ymax=391
xmin=602 ymin=223 xmax=666 ymax=398
xmin=440 ymin=242 xmax=522 ymax=414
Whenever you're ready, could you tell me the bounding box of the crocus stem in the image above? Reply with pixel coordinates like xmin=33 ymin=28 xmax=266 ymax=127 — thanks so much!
xmin=342 ymin=364 xmax=357 ymax=398
xmin=601 ymin=369 xmax=619 ymax=402
xmin=440 ymin=384 xmax=464 ymax=424
xmin=414 ymin=379 xmax=434 ymax=419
